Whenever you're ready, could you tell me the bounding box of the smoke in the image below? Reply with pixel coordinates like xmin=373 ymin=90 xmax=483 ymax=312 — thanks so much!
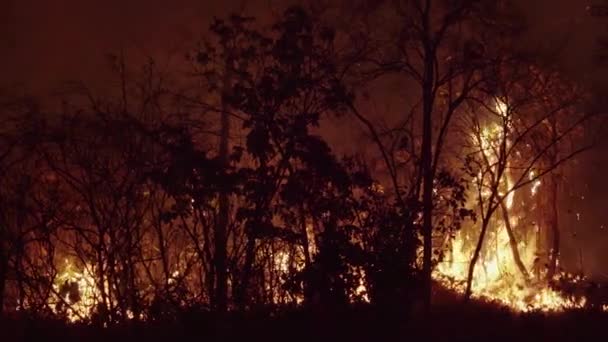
xmin=0 ymin=0 xmax=275 ymax=93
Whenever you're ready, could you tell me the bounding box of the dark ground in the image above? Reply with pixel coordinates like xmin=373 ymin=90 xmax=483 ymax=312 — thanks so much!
xmin=3 ymin=300 xmax=608 ymax=342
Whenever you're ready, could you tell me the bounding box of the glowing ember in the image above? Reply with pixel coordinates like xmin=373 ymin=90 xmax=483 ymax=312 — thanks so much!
xmin=352 ymin=266 xmax=370 ymax=303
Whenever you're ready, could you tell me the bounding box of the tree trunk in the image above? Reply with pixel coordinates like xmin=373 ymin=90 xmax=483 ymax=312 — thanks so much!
xmin=465 ymin=192 xmax=499 ymax=301
xmin=216 ymin=0 xmax=248 ymax=313
xmin=215 ymin=70 xmax=231 ymax=312
xmin=0 ymin=252 xmax=6 ymax=314
xmin=300 ymin=208 xmax=313 ymax=305
xmin=236 ymin=228 xmax=255 ymax=310
xmin=546 ymin=173 xmax=560 ymax=281
xmin=215 ymin=177 xmax=229 ymax=313
xmin=96 ymin=243 xmax=109 ymax=324
xmin=464 ymin=217 xmax=490 ymax=301
xmin=300 ymin=208 xmax=312 ymax=268
xmin=421 ymin=133 xmax=433 ymax=310
xmin=545 ymin=116 xmax=560 ymax=281
xmin=500 ymin=200 xmax=529 ymax=279
xmin=420 ymin=4 xmax=435 ymax=310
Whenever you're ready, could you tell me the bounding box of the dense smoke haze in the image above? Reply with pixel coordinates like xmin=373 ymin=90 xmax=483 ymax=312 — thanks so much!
xmin=0 ymin=1 xmax=603 ymax=88
xmin=5 ymin=0 xmax=607 ymax=277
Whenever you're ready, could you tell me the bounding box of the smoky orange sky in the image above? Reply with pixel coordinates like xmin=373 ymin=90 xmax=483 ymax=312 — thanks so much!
xmin=1 ymin=0 xmax=606 ymax=91
xmin=0 ymin=0 xmax=280 ymax=92
xmin=2 ymin=0 xmax=608 ymax=277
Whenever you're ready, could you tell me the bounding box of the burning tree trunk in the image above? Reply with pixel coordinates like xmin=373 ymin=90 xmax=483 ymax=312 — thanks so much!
xmin=545 ymin=116 xmax=561 ymax=281
xmin=465 ymin=208 xmax=494 ymax=301
xmin=300 ymin=208 xmax=312 ymax=270
xmin=465 ymin=133 xmax=507 ymax=301
xmin=544 ymin=172 xmax=560 ymax=281
xmin=464 ymin=105 xmax=509 ymax=301
xmin=500 ymin=199 xmax=530 ymax=279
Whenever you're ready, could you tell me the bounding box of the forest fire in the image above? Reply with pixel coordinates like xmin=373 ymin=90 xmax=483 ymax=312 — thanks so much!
xmin=4 ymin=3 xmax=608 ymax=341
xmin=433 ymin=100 xmax=587 ymax=312
xmin=17 ymin=95 xmax=594 ymax=322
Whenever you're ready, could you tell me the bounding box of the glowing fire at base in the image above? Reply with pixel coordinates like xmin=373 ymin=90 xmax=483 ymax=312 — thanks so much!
xmin=50 ymin=259 xmax=101 ymax=322
xmin=433 ymin=227 xmax=587 ymax=312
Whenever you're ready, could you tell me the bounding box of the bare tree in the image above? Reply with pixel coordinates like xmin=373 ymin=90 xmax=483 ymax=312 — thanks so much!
xmin=338 ymin=0 xmax=525 ymax=308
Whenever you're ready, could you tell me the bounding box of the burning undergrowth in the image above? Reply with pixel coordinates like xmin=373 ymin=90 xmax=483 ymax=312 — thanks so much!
xmin=432 ymin=99 xmax=597 ymax=313
xmin=4 ymin=93 xmax=594 ymax=325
